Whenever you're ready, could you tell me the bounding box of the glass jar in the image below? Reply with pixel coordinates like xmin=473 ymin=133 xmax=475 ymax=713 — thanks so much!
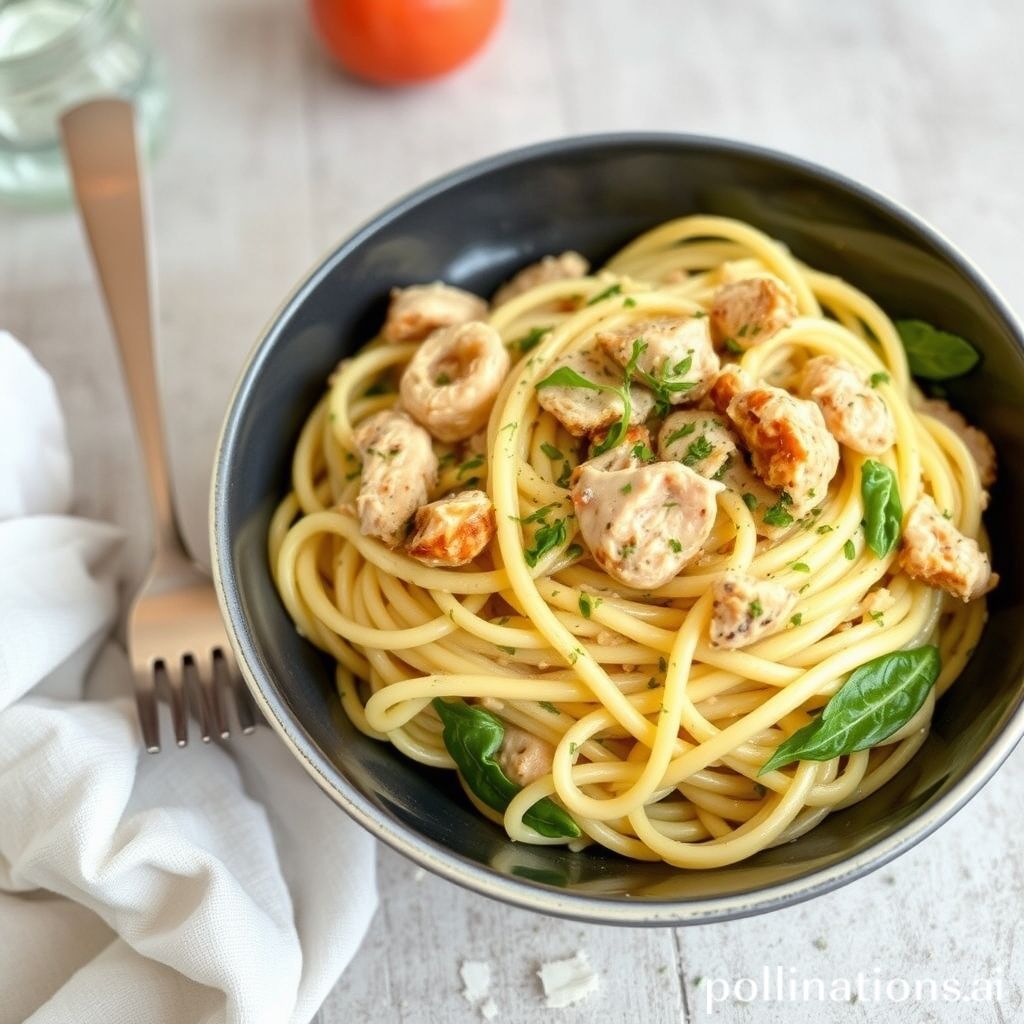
xmin=0 ymin=0 xmax=168 ymax=206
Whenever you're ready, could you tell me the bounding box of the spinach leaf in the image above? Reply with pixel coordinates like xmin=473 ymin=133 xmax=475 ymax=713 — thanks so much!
xmin=432 ymin=699 xmax=580 ymax=838
xmin=895 ymin=320 xmax=979 ymax=380
xmin=759 ymin=646 xmax=940 ymax=774
xmin=861 ymin=461 xmax=902 ymax=558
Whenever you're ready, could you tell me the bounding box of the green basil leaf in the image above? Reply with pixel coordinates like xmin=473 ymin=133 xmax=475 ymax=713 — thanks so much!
xmin=895 ymin=320 xmax=979 ymax=381
xmin=432 ymin=699 xmax=580 ymax=838
xmin=861 ymin=460 xmax=902 ymax=558
xmin=759 ymin=646 xmax=940 ymax=774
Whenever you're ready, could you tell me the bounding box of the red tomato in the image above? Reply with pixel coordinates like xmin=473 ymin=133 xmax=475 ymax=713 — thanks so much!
xmin=309 ymin=0 xmax=502 ymax=85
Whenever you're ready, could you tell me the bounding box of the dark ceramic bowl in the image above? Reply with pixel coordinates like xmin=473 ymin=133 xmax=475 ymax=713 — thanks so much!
xmin=211 ymin=134 xmax=1024 ymax=924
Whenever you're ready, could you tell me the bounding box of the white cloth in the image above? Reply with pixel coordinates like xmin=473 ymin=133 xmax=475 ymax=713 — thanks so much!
xmin=0 ymin=332 xmax=377 ymax=1024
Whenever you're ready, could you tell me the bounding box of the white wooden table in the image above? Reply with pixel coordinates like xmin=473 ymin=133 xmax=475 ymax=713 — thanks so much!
xmin=3 ymin=1 xmax=1022 ymax=1020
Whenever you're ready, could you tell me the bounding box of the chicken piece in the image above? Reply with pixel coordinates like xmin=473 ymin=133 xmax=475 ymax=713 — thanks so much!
xmin=918 ymin=399 xmax=997 ymax=488
xmin=536 ymin=348 xmax=655 ymax=437
xmin=718 ymin=461 xmax=794 ymax=540
xmin=799 ymin=355 xmax=896 ymax=455
xmin=657 ymin=411 xmax=738 ymax=480
xmin=725 ymin=383 xmax=839 ymax=517
xmin=584 ymin=424 xmax=653 ymax=472
xmin=596 ymin=315 xmax=720 ymax=404
xmin=493 ymin=251 xmax=590 ymax=307
xmin=352 ymin=410 xmax=438 ymax=547
xmin=400 ymin=321 xmax=510 ymax=443
xmin=383 ymin=282 xmax=488 ymax=343
xmin=571 ymin=461 xmax=723 ymax=590
xmin=709 ymin=571 xmax=798 ymax=649
xmin=708 ymin=364 xmax=754 ymax=415
xmin=898 ymin=494 xmax=997 ymax=602
xmin=405 ymin=490 xmax=496 ymax=567
xmin=710 ymin=276 xmax=798 ymax=351
xmin=497 ymin=725 xmax=554 ymax=787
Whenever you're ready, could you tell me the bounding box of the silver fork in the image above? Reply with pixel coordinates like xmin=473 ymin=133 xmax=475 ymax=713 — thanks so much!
xmin=61 ymin=98 xmax=256 ymax=752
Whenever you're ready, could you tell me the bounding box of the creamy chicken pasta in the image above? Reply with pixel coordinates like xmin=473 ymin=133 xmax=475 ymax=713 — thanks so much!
xmin=270 ymin=215 xmax=997 ymax=867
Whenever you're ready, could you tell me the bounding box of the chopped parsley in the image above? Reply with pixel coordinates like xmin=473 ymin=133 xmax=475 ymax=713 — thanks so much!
xmin=556 ymin=460 xmax=573 ymax=488
xmin=620 ymin=542 xmax=636 ymax=559
xmin=749 ymin=599 xmax=763 ymax=618
xmin=497 ymin=645 xmax=516 ymax=655
xmin=742 ymin=492 xmax=758 ymax=512
xmin=631 ymin=441 xmax=655 ymax=462
xmin=665 ymin=422 xmax=697 ymax=447
xmin=763 ymin=499 xmax=794 ymax=527
xmin=816 ymin=524 xmax=833 ymax=535
xmin=524 ymin=517 xmax=567 ymax=567
xmin=578 ymin=593 xmax=602 ymax=618
xmin=512 ymin=325 xmax=552 ymax=353
xmin=586 ymin=282 xmax=622 ymax=305
xmin=869 ymin=610 xmax=885 ymax=626
xmin=623 ymin=296 xmax=637 ymax=308
xmin=620 ymin=483 xmax=633 ymax=494
xmin=565 ymin=543 xmax=584 ymax=560
xmin=538 ymin=701 xmax=559 ymax=714
xmin=682 ymin=434 xmax=714 ymax=467
xmin=724 ymin=338 xmax=744 ymax=355
xmin=457 ymin=454 xmax=485 ymax=479
xmin=843 ymin=539 xmax=856 ymax=559
xmin=569 ymin=741 xmax=579 ymax=756
xmin=790 ymin=613 xmax=803 ymax=627
xmin=869 ymin=371 xmax=890 ymax=388
xmin=668 ymin=538 xmax=683 ymax=553
xmin=540 ymin=442 xmax=563 ymax=460
xmin=434 ymin=372 xmax=452 ymax=386
xmin=791 ymin=562 xmax=811 ymax=573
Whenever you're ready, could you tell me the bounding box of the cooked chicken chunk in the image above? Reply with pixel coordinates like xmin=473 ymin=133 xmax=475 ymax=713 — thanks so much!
xmin=400 ymin=321 xmax=510 ymax=443
xmin=918 ymin=399 xmax=997 ymax=487
xmin=718 ymin=461 xmax=794 ymax=540
xmin=405 ymin=490 xmax=496 ymax=567
xmin=596 ymin=315 xmax=719 ymax=404
xmin=493 ymin=251 xmax=590 ymax=307
xmin=571 ymin=461 xmax=723 ymax=590
xmin=710 ymin=276 xmax=798 ymax=351
xmin=383 ymin=282 xmax=488 ymax=343
xmin=497 ymin=725 xmax=554 ymax=787
xmin=709 ymin=571 xmax=798 ymax=649
xmin=584 ymin=424 xmax=653 ymax=473
xmin=536 ymin=348 xmax=655 ymax=437
xmin=352 ymin=410 xmax=438 ymax=547
xmin=708 ymin=365 xmax=754 ymax=415
xmin=657 ymin=411 xmax=738 ymax=480
xmin=800 ymin=355 xmax=896 ymax=455
xmin=898 ymin=494 xmax=997 ymax=602
xmin=725 ymin=383 xmax=839 ymax=517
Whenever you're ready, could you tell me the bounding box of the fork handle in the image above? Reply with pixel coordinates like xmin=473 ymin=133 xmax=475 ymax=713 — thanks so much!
xmin=61 ymin=99 xmax=186 ymax=558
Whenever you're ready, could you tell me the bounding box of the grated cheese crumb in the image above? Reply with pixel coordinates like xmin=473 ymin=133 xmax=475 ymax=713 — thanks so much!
xmin=413 ymin=867 xmax=426 ymax=882
xmin=460 ymin=960 xmax=491 ymax=1004
xmin=480 ymin=997 xmax=498 ymax=1020
xmin=537 ymin=950 xmax=600 ymax=1008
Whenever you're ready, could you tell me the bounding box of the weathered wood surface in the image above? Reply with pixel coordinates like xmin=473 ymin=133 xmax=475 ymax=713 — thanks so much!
xmin=2 ymin=1 xmax=1021 ymax=1020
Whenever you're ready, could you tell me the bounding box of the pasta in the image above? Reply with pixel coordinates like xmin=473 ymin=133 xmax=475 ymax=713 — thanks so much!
xmin=269 ymin=215 xmax=996 ymax=868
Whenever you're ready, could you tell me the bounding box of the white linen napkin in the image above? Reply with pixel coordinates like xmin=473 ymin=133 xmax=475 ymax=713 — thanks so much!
xmin=0 ymin=331 xmax=377 ymax=1024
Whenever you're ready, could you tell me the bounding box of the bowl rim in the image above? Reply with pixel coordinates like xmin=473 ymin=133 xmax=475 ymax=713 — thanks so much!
xmin=210 ymin=130 xmax=1024 ymax=925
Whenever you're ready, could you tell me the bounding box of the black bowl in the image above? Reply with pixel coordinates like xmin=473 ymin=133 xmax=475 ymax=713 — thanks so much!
xmin=211 ymin=133 xmax=1024 ymax=924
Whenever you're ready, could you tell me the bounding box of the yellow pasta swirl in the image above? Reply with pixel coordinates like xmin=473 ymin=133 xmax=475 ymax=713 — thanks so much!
xmin=269 ymin=215 xmax=990 ymax=868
